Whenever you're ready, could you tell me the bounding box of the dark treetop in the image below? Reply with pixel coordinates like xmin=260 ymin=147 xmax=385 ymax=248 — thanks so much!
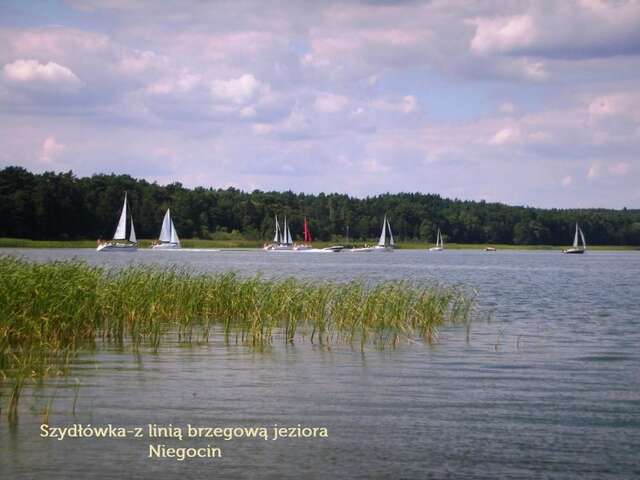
xmin=1 ymin=166 xmax=639 ymax=245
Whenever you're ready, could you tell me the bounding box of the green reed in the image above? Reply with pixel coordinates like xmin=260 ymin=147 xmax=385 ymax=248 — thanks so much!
xmin=0 ymin=256 xmax=475 ymax=417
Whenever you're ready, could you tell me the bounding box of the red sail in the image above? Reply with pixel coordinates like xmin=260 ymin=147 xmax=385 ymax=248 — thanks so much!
xmin=303 ymin=217 xmax=313 ymax=243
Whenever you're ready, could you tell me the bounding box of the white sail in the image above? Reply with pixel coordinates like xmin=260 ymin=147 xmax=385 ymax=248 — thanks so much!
xmin=113 ymin=193 xmax=128 ymax=240
xmin=170 ymin=219 xmax=180 ymax=245
xmin=159 ymin=209 xmax=172 ymax=242
xmin=283 ymin=217 xmax=292 ymax=245
xmin=439 ymin=229 xmax=444 ymax=248
xmin=273 ymin=215 xmax=280 ymax=243
xmin=378 ymin=216 xmax=387 ymax=246
xmin=573 ymin=223 xmax=579 ymax=248
xmin=129 ymin=218 xmax=137 ymax=243
xmin=387 ymin=219 xmax=394 ymax=246
xmin=579 ymin=227 xmax=586 ymax=248
xmin=282 ymin=217 xmax=287 ymax=244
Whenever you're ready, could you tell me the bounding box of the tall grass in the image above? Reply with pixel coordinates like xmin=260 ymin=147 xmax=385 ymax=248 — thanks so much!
xmin=0 ymin=256 xmax=474 ymax=418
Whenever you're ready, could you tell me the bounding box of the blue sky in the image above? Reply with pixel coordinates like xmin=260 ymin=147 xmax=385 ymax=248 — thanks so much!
xmin=1 ymin=0 xmax=639 ymax=208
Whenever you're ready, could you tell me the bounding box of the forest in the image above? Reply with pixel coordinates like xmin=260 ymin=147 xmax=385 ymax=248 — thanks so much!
xmin=1 ymin=166 xmax=639 ymax=245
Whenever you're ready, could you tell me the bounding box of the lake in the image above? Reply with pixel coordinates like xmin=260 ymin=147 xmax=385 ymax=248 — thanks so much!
xmin=1 ymin=248 xmax=639 ymax=479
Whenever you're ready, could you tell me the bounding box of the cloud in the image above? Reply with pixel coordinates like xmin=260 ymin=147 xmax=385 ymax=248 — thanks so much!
xmin=469 ymin=1 xmax=640 ymax=60
xmin=211 ymin=74 xmax=265 ymax=104
xmin=0 ymin=1 xmax=639 ymax=208
xmin=499 ymin=102 xmax=515 ymax=114
xmin=561 ymin=175 xmax=573 ymax=187
xmin=314 ymin=93 xmax=348 ymax=113
xmin=488 ymin=127 xmax=519 ymax=145
xmin=470 ymin=15 xmax=537 ymax=55
xmin=146 ymin=72 xmax=200 ymax=95
xmin=39 ymin=136 xmax=65 ymax=164
xmin=587 ymin=162 xmax=601 ymax=179
xmin=609 ymin=161 xmax=631 ymax=176
xmin=3 ymin=59 xmax=82 ymax=89
xmin=401 ymin=95 xmax=417 ymax=113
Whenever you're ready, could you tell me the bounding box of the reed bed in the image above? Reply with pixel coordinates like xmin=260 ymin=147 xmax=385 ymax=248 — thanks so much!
xmin=0 ymin=256 xmax=474 ymax=418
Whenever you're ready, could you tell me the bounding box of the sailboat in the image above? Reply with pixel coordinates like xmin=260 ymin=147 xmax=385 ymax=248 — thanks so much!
xmin=351 ymin=215 xmax=394 ymax=252
xmin=152 ymin=208 xmax=181 ymax=249
xmin=429 ymin=228 xmax=444 ymax=251
xmin=264 ymin=215 xmax=294 ymax=251
xmin=96 ymin=193 xmax=138 ymax=251
xmin=294 ymin=217 xmax=313 ymax=250
xmin=563 ymin=223 xmax=586 ymax=254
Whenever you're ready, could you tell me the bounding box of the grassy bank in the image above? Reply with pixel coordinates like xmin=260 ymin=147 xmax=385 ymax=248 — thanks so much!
xmin=0 ymin=237 xmax=636 ymax=250
xmin=0 ymin=257 xmax=474 ymax=420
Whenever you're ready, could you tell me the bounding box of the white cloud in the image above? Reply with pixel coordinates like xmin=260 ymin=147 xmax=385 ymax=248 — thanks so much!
xmin=39 ymin=136 xmax=65 ymax=164
xmin=586 ymin=161 xmax=631 ymax=179
xmin=3 ymin=59 xmax=81 ymax=88
xmin=146 ymin=72 xmax=200 ymax=95
xmin=470 ymin=15 xmax=537 ymax=55
xmin=587 ymin=162 xmax=601 ymax=179
xmin=499 ymin=102 xmax=515 ymax=114
xmin=314 ymin=93 xmax=348 ymax=113
xmin=211 ymin=74 xmax=264 ymax=104
xmin=489 ymin=127 xmax=519 ymax=145
xmin=252 ymin=123 xmax=272 ymax=135
xmin=609 ymin=162 xmax=631 ymax=176
xmin=240 ymin=106 xmax=256 ymax=118
xmin=561 ymin=175 xmax=573 ymax=187
xmin=1 ymin=2 xmax=639 ymax=208
xmin=362 ymin=158 xmax=390 ymax=173
xmin=401 ymin=95 xmax=417 ymax=114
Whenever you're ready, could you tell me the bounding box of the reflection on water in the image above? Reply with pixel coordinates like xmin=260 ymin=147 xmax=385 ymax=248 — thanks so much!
xmin=1 ymin=249 xmax=639 ymax=479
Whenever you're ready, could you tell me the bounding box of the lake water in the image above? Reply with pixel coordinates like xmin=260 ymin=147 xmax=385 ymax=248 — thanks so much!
xmin=1 ymin=248 xmax=639 ymax=479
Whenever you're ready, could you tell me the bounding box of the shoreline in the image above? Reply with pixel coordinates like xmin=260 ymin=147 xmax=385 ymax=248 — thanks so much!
xmin=0 ymin=237 xmax=636 ymax=251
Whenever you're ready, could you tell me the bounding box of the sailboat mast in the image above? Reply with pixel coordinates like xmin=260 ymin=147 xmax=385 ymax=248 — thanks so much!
xmin=378 ymin=215 xmax=387 ymax=246
xmin=113 ymin=193 xmax=128 ymax=240
xmin=273 ymin=215 xmax=280 ymax=243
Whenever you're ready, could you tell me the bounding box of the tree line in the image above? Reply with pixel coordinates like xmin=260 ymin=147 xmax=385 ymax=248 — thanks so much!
xmin=1 ymin=166 xmax=639 ymax=245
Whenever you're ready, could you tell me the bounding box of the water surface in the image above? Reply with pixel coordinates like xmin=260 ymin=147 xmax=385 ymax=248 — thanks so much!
xmin=1 ymin=249 xmax=639 ymax=479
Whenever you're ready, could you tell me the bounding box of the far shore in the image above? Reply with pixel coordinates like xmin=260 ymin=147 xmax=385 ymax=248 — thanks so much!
xmin=0 ymin=237 xmax=636 ymax=251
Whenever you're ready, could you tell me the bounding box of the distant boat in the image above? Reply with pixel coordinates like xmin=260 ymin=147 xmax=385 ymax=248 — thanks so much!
xmin=563 ymin=223 xmax=586 ymax=254
xmin=429 ymin=228 xmax=444 ymax=251
xmin=322 ymin=245 xmax=344 ymax=252
xmin=97 ymin=193 xmax=138 ymax=252
xmin=351 ymin=215 xmax=394 ymax=252
xmin=264 ymin=215 xmax=293 ymax=251
xmin=485 ymin=246 xmax=497 ymax=252
xmin=294 ymin=216 xmax=313 ymax=251
xmin=152 ymin=208 xmax=181 ymax=249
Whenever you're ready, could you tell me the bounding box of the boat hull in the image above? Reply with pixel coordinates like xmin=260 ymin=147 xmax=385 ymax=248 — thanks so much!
xmin=265 ymin=244 xmax=294 ymax=251
xmin=97 ymin=242 xmax=137 ymax=252
xmin=429 ymin=247 xmax=444 ymax=252
xmin=351 ymin=246 xmax=392 ymax=252
xmin=151 ymin=243 xmax=181 ymax=249
xmin=322 ymin=245 xmax=344 ymax=252
xmin=563 ymin=248 xmax=585 ymax=254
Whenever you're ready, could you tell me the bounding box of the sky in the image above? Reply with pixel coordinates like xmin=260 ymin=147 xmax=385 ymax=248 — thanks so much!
xmin=0 ymin=0 xmax=639 ymax=209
